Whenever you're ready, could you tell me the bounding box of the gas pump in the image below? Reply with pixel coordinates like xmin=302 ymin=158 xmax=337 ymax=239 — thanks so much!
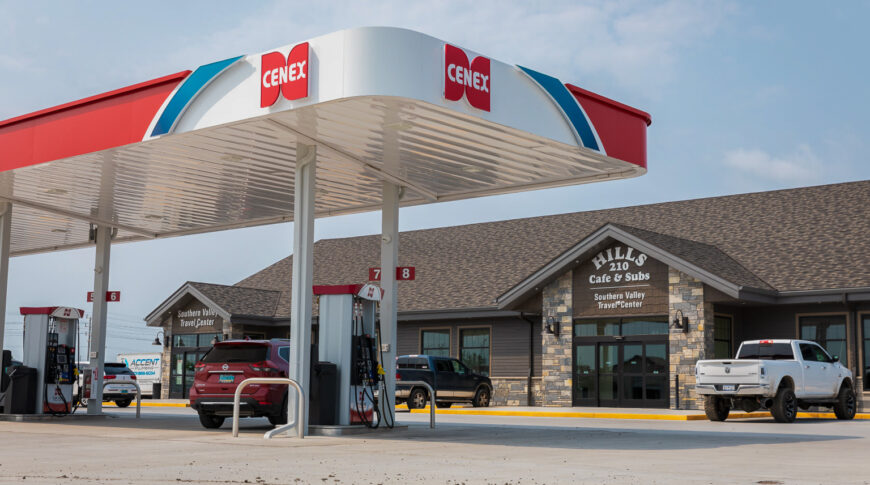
xmin=20 ymin=307 xmax=83 ymax=415
xmin=315 ymin=284 xmax=391 ymax=428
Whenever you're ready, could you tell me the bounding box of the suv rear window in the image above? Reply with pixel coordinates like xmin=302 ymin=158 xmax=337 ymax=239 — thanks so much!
xmin=104 ymin=364 xmax=134 ymax=376
xmin=201 ymin=345 xmax=268 ymax=363
xmin=736 ymin=343 xmax=794 ymax=360
xmin=397 ymin=357 xmax=429 ymax=369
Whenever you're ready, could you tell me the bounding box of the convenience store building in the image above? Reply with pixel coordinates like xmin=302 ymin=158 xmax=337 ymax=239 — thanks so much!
xmin=147 ymin=180 xmax=870 ymax=410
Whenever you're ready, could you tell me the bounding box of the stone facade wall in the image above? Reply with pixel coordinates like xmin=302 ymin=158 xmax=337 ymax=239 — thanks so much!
xmin=668 ymin=268 xmax=714 ymax=410
xmin=159 ymin=322 xmax=172 ymax=399
xmin=540 ymin=271 xmax=573 ymax=407
xmin=491 ymin=377 xmax=542 ymax=406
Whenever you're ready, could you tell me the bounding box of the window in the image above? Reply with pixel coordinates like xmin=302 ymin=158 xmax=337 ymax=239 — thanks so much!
xmin=863 ymin=316 xmax=870 ymax=390
xmin=459 ymin=328 xmax=490 ymax=376
xmin=173 ymin=333 xmax=220 ymax=348
xmin=174 ymin=334 xmax=197 ymax=347
xmin=737 ymin=342 xmax=794 ymax=360
xmin=574 ymin=317 xmax=668 ymax=337
xmin=799 ymin=343 xmax=832 ymax=363
xmin=421 ymin=330 xmax=450 ymax=357
xmin=713 ymin=315 xmax=733 ymax=359
xmin=434 ymin=359 xmax=452 ymax=372
xmin=198 ymin=333 xmax=221 ymax=346
xmin=799 ymin=315 xmax=846 ymax=363
xmin=277 ymin=346 xmax=289 ymax=362
xmin=200 ymin=344 xmax=268 ymax=363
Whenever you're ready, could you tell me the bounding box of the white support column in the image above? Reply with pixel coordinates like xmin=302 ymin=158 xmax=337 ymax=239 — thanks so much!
xmin=87 ymin=225 xmax=112 ymax=414
xmin=378 ymin=182 xmax=400 ymax=424
xmin=289 ymin=144 xmax=316 ymax=434
xmin=0 ymin=202 xmax=11 ymax=358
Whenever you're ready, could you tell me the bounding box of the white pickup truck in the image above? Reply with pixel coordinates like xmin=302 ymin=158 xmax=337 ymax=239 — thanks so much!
xmin=695 ymin=339 xmax=856 ymax=423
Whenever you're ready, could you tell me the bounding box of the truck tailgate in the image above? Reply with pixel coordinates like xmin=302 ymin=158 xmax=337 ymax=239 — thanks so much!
xmin=697 ymin=359 xmax=762 ymax=384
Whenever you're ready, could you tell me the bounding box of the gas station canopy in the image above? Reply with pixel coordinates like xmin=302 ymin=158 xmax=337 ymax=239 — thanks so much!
xmin=0 ymin=27 xmax=649 ymax=256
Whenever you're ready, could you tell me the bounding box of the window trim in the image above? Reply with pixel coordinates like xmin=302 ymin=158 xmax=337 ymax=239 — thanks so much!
xmin=458 ymin=325 xmax=492 ymax=376
xmin=795 ymin=312 xmax=850 ymax=367
xmin=713 ymin=313 xmax=734 ymax=359
xmin=418 ymin=326 xmax=452 ymax=357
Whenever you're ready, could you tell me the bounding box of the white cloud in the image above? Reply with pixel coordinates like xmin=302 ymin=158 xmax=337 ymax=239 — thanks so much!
xmin=723 ymin=144 xmax=823 ymax=184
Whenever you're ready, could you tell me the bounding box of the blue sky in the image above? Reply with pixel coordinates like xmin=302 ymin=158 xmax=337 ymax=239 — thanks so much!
xmin=0 ymin=1 xmax=868 ymax=359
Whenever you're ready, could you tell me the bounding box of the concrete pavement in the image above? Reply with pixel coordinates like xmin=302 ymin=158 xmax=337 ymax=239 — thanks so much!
xmin=0 ymin=406 xmax=867 ymax=484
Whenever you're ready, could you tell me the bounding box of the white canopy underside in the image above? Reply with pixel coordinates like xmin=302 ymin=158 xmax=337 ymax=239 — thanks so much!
xmin=1 ymin=96 xmax=643 ymax=256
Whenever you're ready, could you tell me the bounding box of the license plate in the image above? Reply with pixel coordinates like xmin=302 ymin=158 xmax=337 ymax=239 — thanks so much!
xmin=722 ymin=384 xmax=736 ymax=392
xmin=120 ymin=389 xmax=129 ymax=394
xmin=219 ymin=375 xmax=235 ymax=383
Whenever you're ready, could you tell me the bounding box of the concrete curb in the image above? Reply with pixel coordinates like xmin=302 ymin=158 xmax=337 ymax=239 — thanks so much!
xmin=405 ymin=407 xmax=870 ymax=421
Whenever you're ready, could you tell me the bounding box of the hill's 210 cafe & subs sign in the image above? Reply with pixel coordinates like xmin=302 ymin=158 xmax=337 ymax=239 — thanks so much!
xmin=574 ymin=243 xmax=669 ymax=316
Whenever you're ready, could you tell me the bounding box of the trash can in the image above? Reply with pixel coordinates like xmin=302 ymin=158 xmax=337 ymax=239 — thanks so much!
xmin=7 ymin=366 xmax=38 ymax=414
xmin=309 ymin=361 xmax=337 ymax=425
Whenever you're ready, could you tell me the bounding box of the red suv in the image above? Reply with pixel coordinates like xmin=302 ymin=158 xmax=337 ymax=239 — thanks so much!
xmin=189 ymin=339 xmax=290 ymax=429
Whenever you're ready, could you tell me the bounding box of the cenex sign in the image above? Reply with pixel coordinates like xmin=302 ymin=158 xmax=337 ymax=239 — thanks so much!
xmin=444 ymin=44 xmax=490 ymax=112
xmin=260 ymin=42 xmax=309 ymax=108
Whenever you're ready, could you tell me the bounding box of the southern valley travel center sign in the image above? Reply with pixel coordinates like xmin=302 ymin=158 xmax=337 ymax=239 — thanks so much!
xmin=171 ymin=301 xmax=223 ymax=334
xmin=575 ymin=244 xmax=668 ymax=316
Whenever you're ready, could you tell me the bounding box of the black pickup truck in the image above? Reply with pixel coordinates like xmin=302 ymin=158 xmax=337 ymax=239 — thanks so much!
xmin=396 ymin=355 xmax=493 ymax=408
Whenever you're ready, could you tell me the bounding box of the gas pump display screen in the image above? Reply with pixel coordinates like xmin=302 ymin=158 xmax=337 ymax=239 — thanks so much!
xmin=56 ymin=355 xmax=67 ymax=364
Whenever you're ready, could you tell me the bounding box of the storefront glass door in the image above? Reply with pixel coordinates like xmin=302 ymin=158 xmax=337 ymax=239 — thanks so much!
xmin=572 ymin=317 xmax=669 ymax=408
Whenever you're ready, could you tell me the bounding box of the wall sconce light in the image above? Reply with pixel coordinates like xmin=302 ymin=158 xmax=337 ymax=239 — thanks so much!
xmin=672 ymin=309 xmax=689 ymax=333
xmin=152 ymin=329 xmax=167 ymax=347
xmin=545 ymin=315 xmax=560 ymax=337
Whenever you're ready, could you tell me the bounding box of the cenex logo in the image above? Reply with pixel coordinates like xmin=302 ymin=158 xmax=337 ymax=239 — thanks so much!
xmin=261 ymin=42 xmax=309 ymax=108
xmin=444 ymin=44 xmax=490 ymax=112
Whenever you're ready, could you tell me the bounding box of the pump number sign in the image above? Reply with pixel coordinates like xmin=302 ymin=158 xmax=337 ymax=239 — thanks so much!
xmin=369 ymin=267 xmax=415 ymax=281
xmin=87 ymin=291 xmax=121 ymax=302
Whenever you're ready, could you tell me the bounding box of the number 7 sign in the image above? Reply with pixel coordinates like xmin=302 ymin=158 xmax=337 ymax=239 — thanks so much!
xmin=369 ymin=267 xmax=415 ymax=281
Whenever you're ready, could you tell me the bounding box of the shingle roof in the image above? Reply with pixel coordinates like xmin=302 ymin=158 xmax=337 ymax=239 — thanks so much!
xmin=611 ymin=224 xmax=774 ymax=291
xmin=188 ymin=282 xmax=282 ymax=318
xmin=236 ymin=181 xmax=870 ymax=315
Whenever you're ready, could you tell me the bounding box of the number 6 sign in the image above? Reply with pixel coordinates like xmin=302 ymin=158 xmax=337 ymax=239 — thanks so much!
xmin=87 ymin=291 xmax=121 ymax=302
xmin=369 ymin=267 xmax=415 ymax=281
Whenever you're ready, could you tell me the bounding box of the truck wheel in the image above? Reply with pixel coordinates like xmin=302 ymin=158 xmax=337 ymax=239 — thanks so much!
xmin=771 ymin=387 xmax=797 ymax=423
xmin=704 ymin=396 xmax=730 ymax=421
xmin=198 ymin=412 xmax=225 ymax=429
xmin=472 ymin=387 xmax=491 ymax=408
xmin=408 ymin=388 xmax=428 ymax=409
xmin=114 ymin=399 xmax=132 ymax=408
xmin=833 ymin=385 xmax=856 ymax=420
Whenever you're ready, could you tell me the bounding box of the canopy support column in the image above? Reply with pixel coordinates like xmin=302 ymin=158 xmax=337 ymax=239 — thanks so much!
xmin=289 ymin=144 xmax=316 ymax=435
xmin=0 ymin=203 xmax=11 ymax=359
xmin=378 ymin=182 xmax=399 ymax=425
xmin=87 ymin=225 xmax=112 ymax=414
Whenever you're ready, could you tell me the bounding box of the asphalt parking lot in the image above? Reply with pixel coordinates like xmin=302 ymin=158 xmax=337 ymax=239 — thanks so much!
xmin=0 ymin=407 xmax=867 ymax=484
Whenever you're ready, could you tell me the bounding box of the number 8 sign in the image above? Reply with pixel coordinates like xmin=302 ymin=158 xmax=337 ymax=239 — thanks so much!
xmin=369 ymin=267 xmax=415 ymax=281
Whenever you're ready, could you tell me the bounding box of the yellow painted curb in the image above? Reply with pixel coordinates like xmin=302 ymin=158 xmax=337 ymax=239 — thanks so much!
xmin=406 ymin=407 xmax=870 ymax=421
xmin=103 ymin=402 xmax=190 ymax=408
